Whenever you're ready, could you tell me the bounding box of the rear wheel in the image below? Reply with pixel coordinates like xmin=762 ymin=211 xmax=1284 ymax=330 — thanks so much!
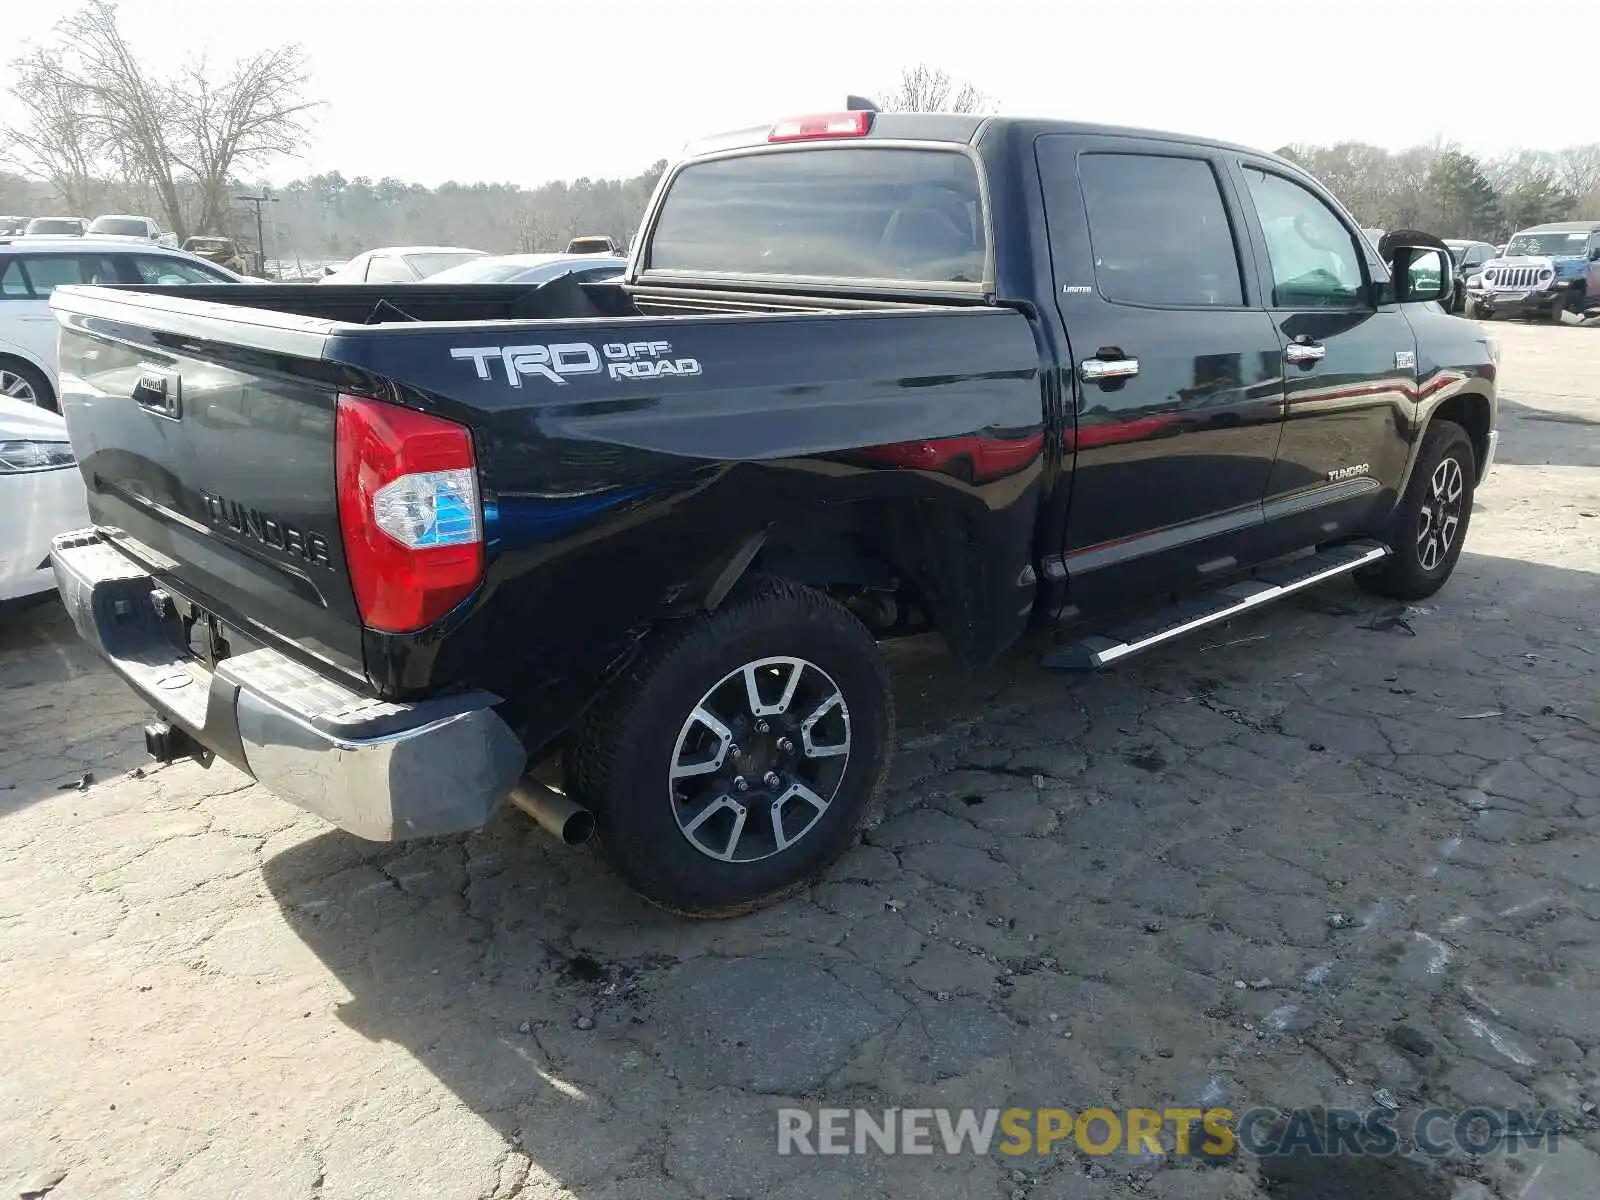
xmin=1357 ymin=421 xmax=1475 ymax=601
xmin=0 ymin=359 xmax=55 ymax=411
xmin=567 ymin=574 xmax=894 ymax=917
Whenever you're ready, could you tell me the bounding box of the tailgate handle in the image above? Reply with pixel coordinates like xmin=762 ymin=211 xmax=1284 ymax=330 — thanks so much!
xmin=132 ymin=365 xmax=182 ymax=419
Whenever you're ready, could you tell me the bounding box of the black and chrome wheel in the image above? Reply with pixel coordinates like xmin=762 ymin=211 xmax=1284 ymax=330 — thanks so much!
xmin=1357 ymin=421 xmax=1475 ymax=601
xmin=568 ymin=575 xmax=893 ymax=916
xmin=0 ymin=360 xmax=55 ymax=411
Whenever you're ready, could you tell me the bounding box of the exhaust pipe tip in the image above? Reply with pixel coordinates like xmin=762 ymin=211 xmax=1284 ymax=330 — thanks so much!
xmin=507 ymin=779 xmax=596 ymax=848
xmin=557 ymin=807 xmax=597 ymax=847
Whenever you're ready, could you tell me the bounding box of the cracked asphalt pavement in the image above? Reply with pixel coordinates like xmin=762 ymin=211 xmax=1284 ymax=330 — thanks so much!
xmin=3 ymin=321 xmax=1599 ymax=1200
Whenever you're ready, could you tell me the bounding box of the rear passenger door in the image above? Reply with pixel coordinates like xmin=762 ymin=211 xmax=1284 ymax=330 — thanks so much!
xmin=0 ymin=253 xmax=121 ymax=377
xmin=1229 ymin=159 xmax=1415 ymax=548
xmin=1035 ymin=135 xmax=1286 ymax=607
xmin=0 ymin=257 xmax=55 ymax=369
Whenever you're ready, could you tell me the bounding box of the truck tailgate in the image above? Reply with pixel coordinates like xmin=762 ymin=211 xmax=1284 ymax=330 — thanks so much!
xmin=52 ymin=290 xmax=365 ymax=681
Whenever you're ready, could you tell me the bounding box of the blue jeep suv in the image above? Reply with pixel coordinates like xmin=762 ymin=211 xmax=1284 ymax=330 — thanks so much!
xmin=1467 ymin=221 xmax=1600 ymax=322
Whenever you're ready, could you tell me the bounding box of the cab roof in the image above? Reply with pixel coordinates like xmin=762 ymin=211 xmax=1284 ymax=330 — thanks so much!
xmin=680 ymin=111 xmax=1296 ymax=171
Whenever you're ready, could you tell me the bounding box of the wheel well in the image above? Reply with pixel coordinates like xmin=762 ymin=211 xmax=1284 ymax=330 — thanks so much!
xmin=750 ymin=512 xmax=919 ymax=632
xmin=1428 ymin=393 xmax=1490 ymax=477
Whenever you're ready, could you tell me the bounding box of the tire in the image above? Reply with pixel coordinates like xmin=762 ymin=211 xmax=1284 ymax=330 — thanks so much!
xmin=1546 ymin=298 xmax=1568 ymax=324
xmin=567 ymin=574 xmax=894 ymax=917
xmin=0 ymin=358 xmax=56 ymax=411
xmin=1356 ymin=421 xmax=1475 ymax=602
xmin=1462 ymin=296 xmax=1479 ymax=320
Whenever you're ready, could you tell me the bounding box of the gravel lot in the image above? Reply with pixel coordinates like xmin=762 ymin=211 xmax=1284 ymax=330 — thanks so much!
xmin=3 ymin=320 xmax=1597 ymax=1200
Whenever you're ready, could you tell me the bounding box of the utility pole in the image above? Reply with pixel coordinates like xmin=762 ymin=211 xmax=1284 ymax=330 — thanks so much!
xmin=235 ymin=187 xmax=278 ymax=276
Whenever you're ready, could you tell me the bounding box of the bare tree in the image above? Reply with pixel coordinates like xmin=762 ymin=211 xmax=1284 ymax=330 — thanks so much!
xmin=877 ymin=64 xmax=992 ymax=114
xmin=1553 ymin=143 xmax=1600 ymax=210
xmin=171 ymin=44 xmax=320 ymax=235
xmin=2 ymin=48 xmax=107 ymax=214
xmin=2 ymin=1 xmax=319 ymax=240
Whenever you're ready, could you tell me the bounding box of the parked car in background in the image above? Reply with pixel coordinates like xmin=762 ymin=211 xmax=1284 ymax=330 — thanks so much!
xmin=87 ymin=214 xmax=163 ymax=241
xmin=182 ymin=236 xmax=250 ymax=274
xmin=566 ymin=235 xmax=622 ymax=255
xmin=319 ymin=246 xmax=486 ymax=283
xmin=1467 ymin=221 xmax=1600 ymax=322
xmin=1443 ymin=239 xmax=1497 ymax=315
xmin=22 ymin=217 xmax=88 ymax=237
xmin=425 ymin=252 xmax=628 ymax=286
xmin=0 ymin=238 xmax=243 ymax=410
xmin=0 ymin=217 xmax=29 ymax=237
xmin=0 ymin=393 xmax=88 ymax=609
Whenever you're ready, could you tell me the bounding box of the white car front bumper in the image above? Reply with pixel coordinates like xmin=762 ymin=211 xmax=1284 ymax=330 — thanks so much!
xmin=0 ymin=464 xmax=90 ymax=603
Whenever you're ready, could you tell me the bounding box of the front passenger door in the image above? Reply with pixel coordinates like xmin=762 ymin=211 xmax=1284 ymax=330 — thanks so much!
xmin=1235 ymin=162 xmax=1415 ymax=550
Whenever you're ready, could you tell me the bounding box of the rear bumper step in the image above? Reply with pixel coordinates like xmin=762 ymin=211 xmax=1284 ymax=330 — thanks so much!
xmin=50 ymin=529 xmax=527 ymax=841
xmin=1042 ymin=540 xmax=1390 ymax=671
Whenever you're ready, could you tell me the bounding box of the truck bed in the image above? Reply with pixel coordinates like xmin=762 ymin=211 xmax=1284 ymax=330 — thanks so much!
xmin=50 ymin=277 xmax=1047 ymax=745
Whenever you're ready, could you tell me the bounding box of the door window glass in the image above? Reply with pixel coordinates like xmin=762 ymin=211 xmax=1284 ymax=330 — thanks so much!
xmin=1243 ymin=168 xmax=1367 ymax=308
xmin=0 ymin=259 xmax=30 ymax=297
xmin=1077 ymin=153 xmax=1244 ymax=307
xmin=363 ymin=255 xmax=414 ymax=283
xmin=129 ymin=255 xmax=232 ymax=284
xmin=15 ymin=255 xmax=120 ymax=295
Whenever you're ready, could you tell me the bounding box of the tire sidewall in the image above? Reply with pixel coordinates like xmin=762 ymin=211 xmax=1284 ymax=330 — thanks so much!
xmin=594 ymin=602 xmax=891 ymax=912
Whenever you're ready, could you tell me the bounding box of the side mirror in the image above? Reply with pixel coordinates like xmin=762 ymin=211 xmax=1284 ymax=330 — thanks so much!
xmin=1589 ymin=247 xmax=1600 ymax=263
xmin=1377 ymin=230 xmax=1453 ymax=305
xmin=1398 ymin=246 xmax=1453 ymax=305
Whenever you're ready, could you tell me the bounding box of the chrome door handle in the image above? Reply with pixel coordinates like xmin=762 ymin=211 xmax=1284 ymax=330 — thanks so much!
xmin=1080 ymin=356 xmax=1140 ymax=381
xmin=1284 ymin=342 xmax=1326 ymax=364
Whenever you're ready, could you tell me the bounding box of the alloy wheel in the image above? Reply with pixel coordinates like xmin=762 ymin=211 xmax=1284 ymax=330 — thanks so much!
xmin=1416 ymin=456 xmax=1465 ymax=572
xmin=668 ymin=656 xmax=852 ymax=863
xmin=0 ymin=370 xmax=38 ymax=404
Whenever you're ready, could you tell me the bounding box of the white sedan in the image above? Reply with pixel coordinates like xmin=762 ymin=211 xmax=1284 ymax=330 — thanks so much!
xmin=425 ymin=253 xmax=628 ymax=285
xmin=0 ymin=395 xmax=87 ymax=607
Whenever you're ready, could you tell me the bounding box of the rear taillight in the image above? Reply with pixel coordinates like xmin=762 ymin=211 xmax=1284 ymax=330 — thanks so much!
xmin=335 ymin=393 xmax=483 ymax=633
xmin=767 ymin=111 xmax=872 ymax=142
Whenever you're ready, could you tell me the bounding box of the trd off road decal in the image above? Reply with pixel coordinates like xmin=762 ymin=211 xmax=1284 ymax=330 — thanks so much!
xmin=450 ymin=340 xmax=703 ymax=387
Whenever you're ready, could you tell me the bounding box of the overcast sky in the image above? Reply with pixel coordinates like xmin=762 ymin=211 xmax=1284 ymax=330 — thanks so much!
xmin=4 ymin=0 xmax=1585 ymax=188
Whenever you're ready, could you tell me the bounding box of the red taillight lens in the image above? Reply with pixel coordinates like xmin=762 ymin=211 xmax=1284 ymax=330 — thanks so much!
xmin=335 ymin=393 xmax=484 ymax=633
xmin=767 ymin=111 xmax=872 ymax=142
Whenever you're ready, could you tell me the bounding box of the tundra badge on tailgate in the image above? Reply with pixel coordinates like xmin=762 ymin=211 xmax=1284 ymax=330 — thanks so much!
xmin=450 ymin=340 xmax=702 ymax=388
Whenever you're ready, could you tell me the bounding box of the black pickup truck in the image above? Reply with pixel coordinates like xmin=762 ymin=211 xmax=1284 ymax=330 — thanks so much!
xmin=48 ymin=110 xmax=1499 ymax=916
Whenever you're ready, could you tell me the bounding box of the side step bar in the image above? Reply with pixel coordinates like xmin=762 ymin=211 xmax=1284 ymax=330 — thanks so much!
xmin=1041 ymin=540 xmax=1390 ymax=672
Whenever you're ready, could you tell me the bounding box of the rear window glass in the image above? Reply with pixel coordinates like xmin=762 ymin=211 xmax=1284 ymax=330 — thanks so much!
xmin=647 ymin=147 xmax=986 ymax=285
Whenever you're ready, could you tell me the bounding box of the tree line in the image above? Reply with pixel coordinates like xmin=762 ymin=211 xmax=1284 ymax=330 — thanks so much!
xmin=1275 ymin=141 xmax=1600 ymax=242
xmin=3 ymin=10 xmax=1594 ymax=264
